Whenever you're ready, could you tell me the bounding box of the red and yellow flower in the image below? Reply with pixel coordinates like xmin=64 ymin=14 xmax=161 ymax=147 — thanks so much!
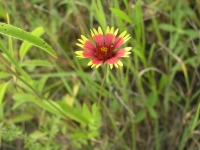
xmin=75 ymin=26 xmax=132 ymax=69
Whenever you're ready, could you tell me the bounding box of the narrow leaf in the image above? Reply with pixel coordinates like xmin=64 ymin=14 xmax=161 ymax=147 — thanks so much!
xmin=183 ymin=29 xmax=199 ymax=39
xmin=148 ymin=107 xmax=158 ymax=119
xmin=83 ymin=103 xmax=93 ymax=119
xmin=0 ymin=72 xmax=11 ymax=79
xmin=191 ymin=103 xmax=200 ymax=131
xmin=159 ymin=24 xmax=177 ymax=32
xmin=158 ymin=75 xmax=168 ymax=92
xmin=20 ymin=60 xmax=52 ymax=67
xmin=146 ymin=93 xmax=157 ymax=107
xmin=110 ymin=7 xmax=133 ymax=24
xmin=136 ymin=109 xmax=146 ymax=123
xmin=20 ymin=26 xmax=45 ymax=61
xmin=37 ymin=75 xmax=49 ymax=93
xmin=11 ymin=114 xmax=33 ymax=123
xmin=0 ymin=23 xmax=57 ymax=58
xmin=57 ymin=101 xmax=90 ymax=125
xmin=0 ymin=3 xmax=6 ymax=19
xmin=0 ymin=82 xmax=9 ymax=106
xmin=132 ymin=48 xmax=146 ymax=65
xmin=0 ymin=43 xmax=33 ymax=83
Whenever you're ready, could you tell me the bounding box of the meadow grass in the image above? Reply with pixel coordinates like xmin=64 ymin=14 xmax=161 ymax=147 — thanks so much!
xmin=0 ymin=0 xmax=200 ymax=150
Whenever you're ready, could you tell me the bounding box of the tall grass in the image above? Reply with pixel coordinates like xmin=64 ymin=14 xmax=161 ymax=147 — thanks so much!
xmin=0 ymin=0 xmax=199 ymax=150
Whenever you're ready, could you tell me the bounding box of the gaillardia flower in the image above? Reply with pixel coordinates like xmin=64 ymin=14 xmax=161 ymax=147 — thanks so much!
xmin=75 ymin=26 xmax=132 ymax=69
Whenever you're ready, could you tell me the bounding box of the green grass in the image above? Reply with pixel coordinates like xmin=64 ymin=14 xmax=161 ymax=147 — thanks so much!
xmin=0 ymin=0 xmax=200 ymax=150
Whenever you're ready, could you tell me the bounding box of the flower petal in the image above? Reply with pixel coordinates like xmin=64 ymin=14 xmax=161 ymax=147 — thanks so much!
xmin=75 ymin=51 xmax=84 ymax=58
xmin=115 ymin=49 xmax=125 ymax=57
xmin=76 ymin=35 xmax=95 ymax=51
xmin=114 ymin=63 xmax=118 ymax=68
xmin=91 ymin=27 xmax=104 ymax=46
xmin=115 ymin=47 xmax=132 ymax=57
xmin=75 ymin=51 xmax=96 ymax=59
xmin=106 ymin=57 xmax=123 ymax=68
xmin=87 ymin=59 xmax=103 ymax=68
xmin=95 ymin=64 xmax=101 ymax=68
xmin=117 ymin=60 xmax=123 ymax=66
xmin=105 ymin=26 xmax=118 ymax=46
xmin=84 ymin=41 xmax=96 ymax=51
xmin=82 ymin=52 xmax=96 ymax=58
xmin=109 ymin=64 xmax=113 ymax=69
xmin=106 ymin=57 xmax=119 ymax=64
xmin=113 ymin=31 xmax=131 ymax=48
xmin=87 ymin=60 xmax=93 ymax=66
xmin=92 ymin=59 xmax=104 ymax=64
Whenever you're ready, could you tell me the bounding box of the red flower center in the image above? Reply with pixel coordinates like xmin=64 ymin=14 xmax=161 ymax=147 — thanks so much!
xmin=94 ymin=44 xmax=115 ymax=60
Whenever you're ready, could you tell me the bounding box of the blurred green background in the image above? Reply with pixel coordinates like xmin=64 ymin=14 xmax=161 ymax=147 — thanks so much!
xmin=0 ymin=0 xmax=200 ymax=150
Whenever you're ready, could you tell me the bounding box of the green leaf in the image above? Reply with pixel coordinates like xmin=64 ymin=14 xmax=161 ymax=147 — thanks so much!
xmin=158 ymin=74 xmax=168 ymax=92
xmin=29 ymin=131 xmax=47 ymax=139
xmin=92 ymin=0 xmax=107 ymax=30
xmin=89 ymin=103 xmax=101 ymax=130
xmin=146 ymin=93 xmax=157 ymax=107
xmin=148 ymin=107 xmax=158 ymax=119
xmin=33 ymin=98 xmax=67 ymax=118
xmin=0 ymin=23 xmax=57 ymax=58
xmin=20 ymin=26 xmax=45 ymax=61
xmin=0 ymin=72 xmax=11 ymax=79
xmin=11 ymin=114 xmax=33 ymax=123
xmin=92 ymin=103 xmax=98 ymax=116
xmin=20 ymin=59 xmax=53 ymax=67
xmin=136 ymin=109 xmax=146 ymax=123
xmin=16 ymin=79 xmax=35 ymax=94
xmin=0 ymin=3 xmax=6 ymax=19
xmin=87 ymin=130 xmax=99 ymax=138
xmin=0 ymin=43 xmax=33 ymax=83
xmin=0 ymin=82 xmax=9 ymax=106
xmin=2 ymin=125 xmax=22 ymax=141
xmin=13 ymin=93 xmax=60 ymax=116
xmin=57 ymin=101 xmax=90 ymax=125
xmin=37 ymin=75 xmax=49 ymax=93
xmin=159 ymin=24 xmax=177 ymax=32
xmin=183 ymin=29 xmax=199 ymax=39
xmin=70 ymin=132 xmax=88 ymax=139
xmin=83 ymin=103 xmax=93 ymax=119
xmin=132 ymin=48 xmax=146 ymax=66
xmin=14 ymin=93 xmax=88 ymax=124
xmin=184 ymin=56 xmax=199 ymax=67
xmin=110 ymin=7 xmax=133 ymax=24
xmin=190 ymin=103 xmax=200 ymax=131
xmin=178 ymin=126 xmax=190 ymax=150
xmin=176 ymin=28 xmax=185 ymax=34
xmin=12 ymin=93 xmax=30 ymax=109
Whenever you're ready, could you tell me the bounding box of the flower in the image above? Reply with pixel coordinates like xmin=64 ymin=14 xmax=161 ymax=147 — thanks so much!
xmin=75 ymin=26 xmax=132 ymax=69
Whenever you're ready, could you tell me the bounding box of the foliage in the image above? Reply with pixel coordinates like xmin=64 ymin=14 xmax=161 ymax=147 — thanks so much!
xmin=0 ymin=0 xmax=199 ymax=150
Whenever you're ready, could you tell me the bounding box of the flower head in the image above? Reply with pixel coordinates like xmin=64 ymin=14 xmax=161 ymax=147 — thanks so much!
xmin=75 ymin=26 xmax=132 ymax=69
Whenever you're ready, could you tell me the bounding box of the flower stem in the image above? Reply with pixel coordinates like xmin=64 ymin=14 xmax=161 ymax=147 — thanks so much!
xmin=98 ymin=64 xmax=107 ymax=105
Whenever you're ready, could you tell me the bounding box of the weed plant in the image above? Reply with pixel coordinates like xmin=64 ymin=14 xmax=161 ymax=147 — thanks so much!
xmin=0 ymin=0 xmax=199 ymax=150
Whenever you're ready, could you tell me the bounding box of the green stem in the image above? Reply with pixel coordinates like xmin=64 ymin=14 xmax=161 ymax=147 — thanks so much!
xmin=3 ymin=0 xmax=14 ymax=57
xmin=155 ymin=119 xmax=160 ymax=150
xmin=7 ymin=14 xmax=14 ymax=57
xmin=131 ymin=115 xmax=136 ymax=150
xmin=98 ymin=64 xmax=107 ymax=105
